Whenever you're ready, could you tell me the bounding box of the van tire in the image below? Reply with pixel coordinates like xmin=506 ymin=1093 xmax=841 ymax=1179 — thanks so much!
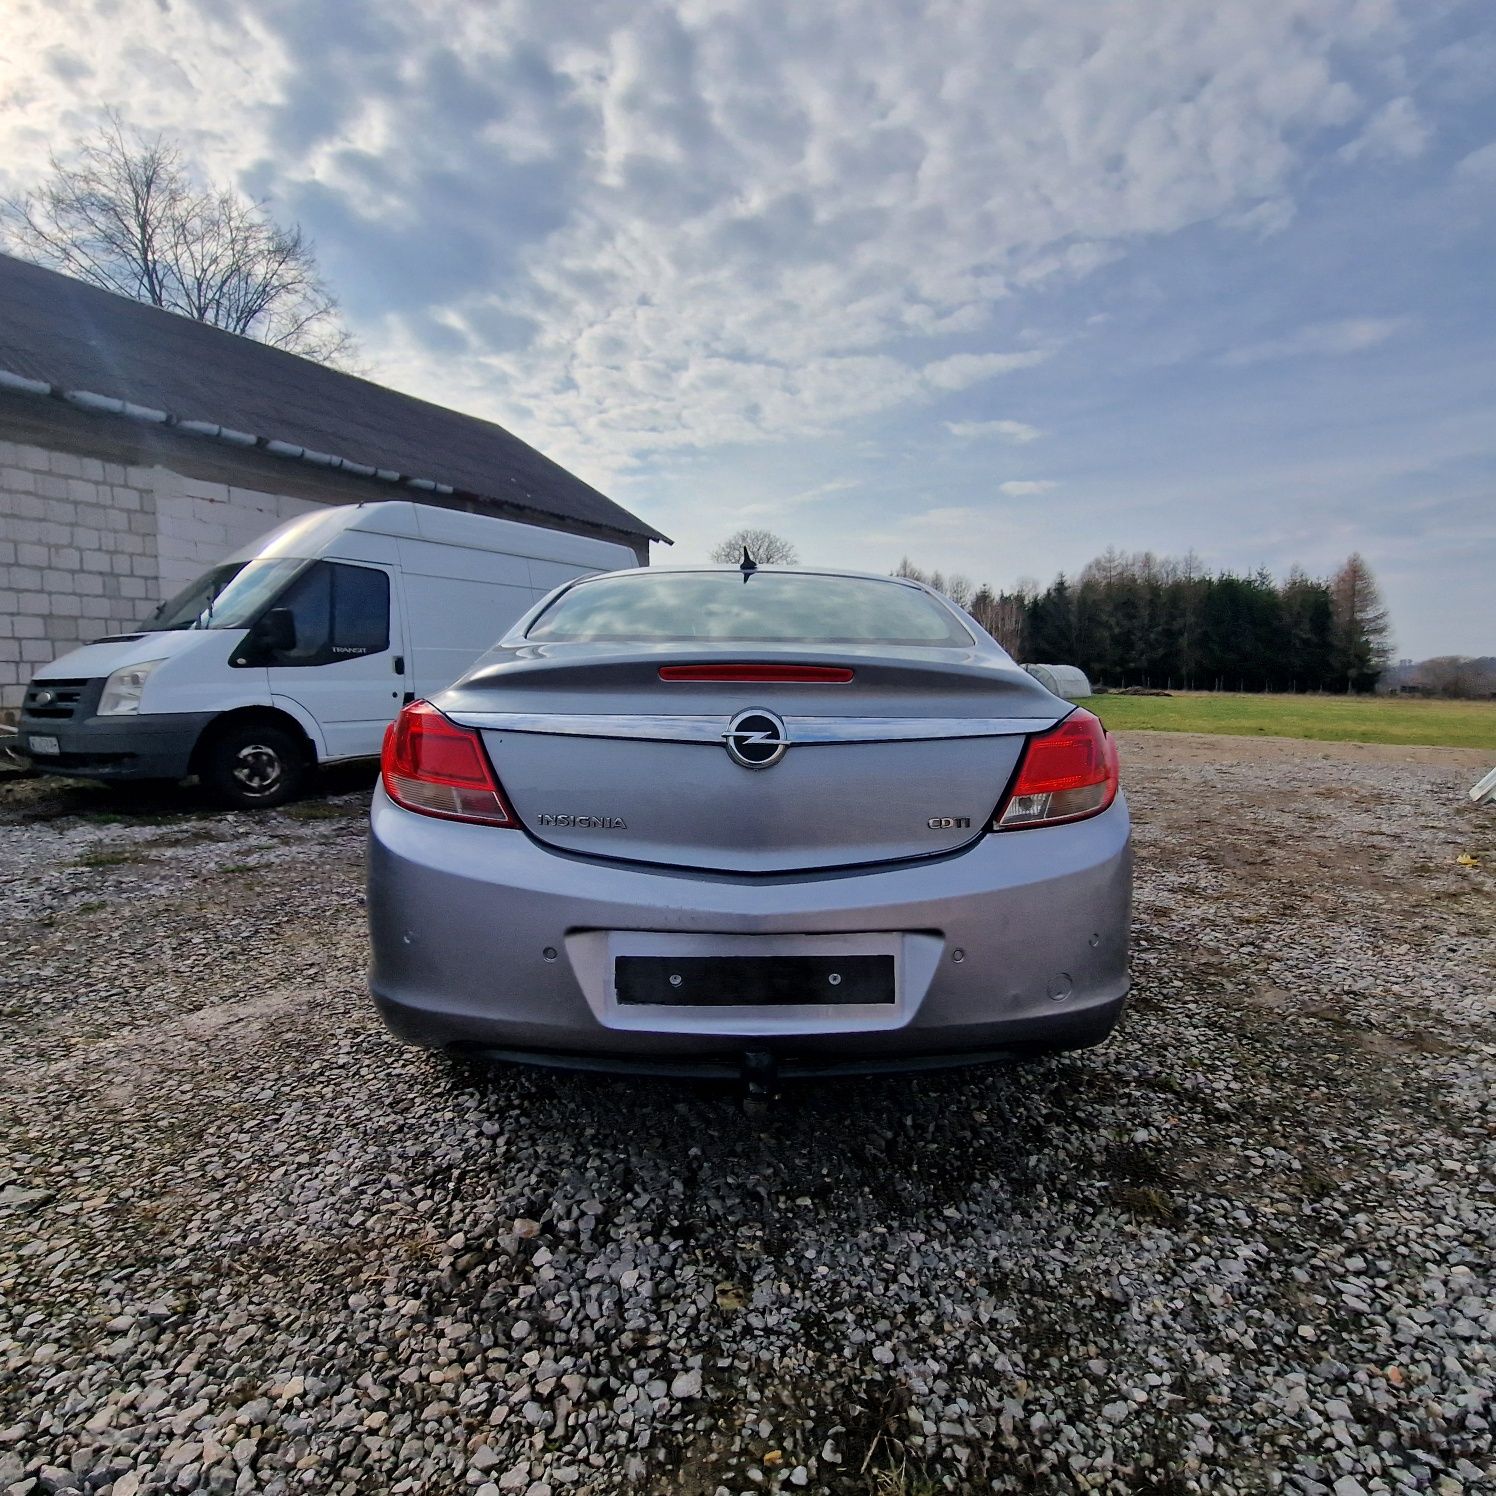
xmin=202 ymin=721 xmax=307 ymax=810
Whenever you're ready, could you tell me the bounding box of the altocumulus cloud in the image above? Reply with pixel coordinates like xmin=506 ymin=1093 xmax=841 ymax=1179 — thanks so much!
xmin=922 ymin=351 xmax=1051 ymax=392
xmin=1219 ymin=317 xmax=1413 ymax=368
xmin=0 ymin=0 xmax=1455 ymax=483
xmin=946 ymin=420 xmax=1043 ymax=444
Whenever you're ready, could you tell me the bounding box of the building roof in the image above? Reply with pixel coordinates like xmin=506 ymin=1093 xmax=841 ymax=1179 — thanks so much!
xmin=0 ymin=252 xmax=665 ymax=544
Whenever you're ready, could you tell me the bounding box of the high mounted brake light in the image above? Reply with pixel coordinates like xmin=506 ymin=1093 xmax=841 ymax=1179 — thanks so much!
xmin=992 ymin=709 xmax=1119 ymax=830
xmin=381 ymin=701 xmax=516 ymax=827
xmin=658 ymin=664 xmax=855 ymax=683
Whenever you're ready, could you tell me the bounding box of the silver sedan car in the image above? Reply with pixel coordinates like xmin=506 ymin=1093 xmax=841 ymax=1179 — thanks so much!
xmin=368 ymin=566 xmax=1130 ymax=1080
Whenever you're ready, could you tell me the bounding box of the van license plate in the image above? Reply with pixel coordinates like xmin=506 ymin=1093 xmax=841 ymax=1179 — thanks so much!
xmin=27 ymin=735 xmax=60 ymax=755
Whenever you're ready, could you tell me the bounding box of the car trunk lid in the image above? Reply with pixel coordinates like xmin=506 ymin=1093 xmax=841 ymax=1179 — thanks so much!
xmin=440 ymin=644 xmax=1064 ymax=873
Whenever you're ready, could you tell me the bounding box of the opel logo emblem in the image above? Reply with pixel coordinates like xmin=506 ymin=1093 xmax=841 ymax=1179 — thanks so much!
xmin=723 ymin=708 xmax=790 ymax=769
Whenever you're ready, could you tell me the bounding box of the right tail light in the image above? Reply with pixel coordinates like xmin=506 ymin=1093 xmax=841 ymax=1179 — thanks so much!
xmin=381 ymin=700 xmax=517 ymax=827
xmin=992 ymin=709 xmax=1119 ymax=830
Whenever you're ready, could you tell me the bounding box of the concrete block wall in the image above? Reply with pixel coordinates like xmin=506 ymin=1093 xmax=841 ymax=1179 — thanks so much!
xmin=156 ymin=482 xmax=319 ymax=597
xmin=0 ymin=439 xmax=161 ymax=709
xmin=0 ymin=439 xmax=324 ymax=713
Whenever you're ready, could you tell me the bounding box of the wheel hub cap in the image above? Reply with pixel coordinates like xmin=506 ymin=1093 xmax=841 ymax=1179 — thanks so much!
xmin=233 ymin=744 xmax=282 ymax=793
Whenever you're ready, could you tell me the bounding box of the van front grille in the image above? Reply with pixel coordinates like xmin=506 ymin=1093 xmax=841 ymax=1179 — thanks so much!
xmin=21 ymin=678 xmax=96 ymax=720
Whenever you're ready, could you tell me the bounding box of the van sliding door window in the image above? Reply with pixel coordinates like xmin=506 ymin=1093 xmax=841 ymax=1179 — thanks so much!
xmin=273 ymin=562 xmax=389 ymax=665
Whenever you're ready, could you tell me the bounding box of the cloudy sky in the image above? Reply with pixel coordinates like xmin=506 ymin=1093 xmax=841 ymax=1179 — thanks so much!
xmin=3 ymin=0 xmax=1494 ymax=657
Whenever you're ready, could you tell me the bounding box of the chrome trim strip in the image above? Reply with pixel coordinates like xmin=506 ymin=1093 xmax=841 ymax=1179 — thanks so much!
xmin=449 ymin=712 xmax=1054 ymax=744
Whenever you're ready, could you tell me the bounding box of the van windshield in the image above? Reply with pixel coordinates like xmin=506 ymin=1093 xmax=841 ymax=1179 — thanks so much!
xmin=145 ymin=558 xmax=311 ymax=630
xmin=147 ymin=563 xmax=243 ymax=630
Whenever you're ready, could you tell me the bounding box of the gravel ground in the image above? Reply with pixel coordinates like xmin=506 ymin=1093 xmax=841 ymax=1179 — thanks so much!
xmin=0 ymin=733 xmax=1492 ymax=1496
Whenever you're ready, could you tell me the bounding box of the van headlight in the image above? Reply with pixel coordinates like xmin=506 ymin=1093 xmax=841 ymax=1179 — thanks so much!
xmin=98 ymin=659 xmax=166 ymax=716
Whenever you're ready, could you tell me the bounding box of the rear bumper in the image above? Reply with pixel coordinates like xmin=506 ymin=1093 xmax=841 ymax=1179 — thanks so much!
xmin=368 ymin=787 xmax=1133 ymax=1067
xmin=458 ymin=1008 xmax=1127 ymax=1079
xmin=14 ymin=710 xmax=211 ymax=781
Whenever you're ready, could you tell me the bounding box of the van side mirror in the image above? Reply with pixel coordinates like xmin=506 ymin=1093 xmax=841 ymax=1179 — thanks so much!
xmin=256 ymin=608 xmax=297 ymax=654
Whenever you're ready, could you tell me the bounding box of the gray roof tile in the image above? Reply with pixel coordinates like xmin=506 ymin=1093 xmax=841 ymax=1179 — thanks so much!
xmin=0 ymin=252 xmax=664 ymax=543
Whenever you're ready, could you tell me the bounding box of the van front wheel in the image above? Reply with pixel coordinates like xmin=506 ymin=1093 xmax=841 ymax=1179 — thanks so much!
xmin=203 ymin=722 xmax=307 ymax=810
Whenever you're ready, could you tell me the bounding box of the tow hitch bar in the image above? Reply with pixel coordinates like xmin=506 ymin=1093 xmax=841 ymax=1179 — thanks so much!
xmin=740 ymin=1050 xmax=778 ymax=1117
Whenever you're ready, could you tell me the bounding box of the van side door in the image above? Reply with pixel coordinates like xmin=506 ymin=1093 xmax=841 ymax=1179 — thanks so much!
xmin=396 ymin=548 xmax=541 ymax=698
xmin=264 ymin=559 xmax=405 ymax=761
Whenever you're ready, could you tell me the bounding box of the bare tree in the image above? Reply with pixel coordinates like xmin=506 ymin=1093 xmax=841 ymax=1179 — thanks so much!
xmin=942 ymin=573 xmax=975 ymax=609
xmin=3 ymin=114 xmax=355 ymax=366
xmin=710 ymin=528 xmax=799 ymax=566
xmin=1413 ymin=656 xmax=1494 ymax=699
xmin=970 ymin=585 xmax=1026 ymax=655
xmin=893 ymin=561 xmax=1025 ymax=649
xmin=1330 ymin=553 xmax=1392 ymax=693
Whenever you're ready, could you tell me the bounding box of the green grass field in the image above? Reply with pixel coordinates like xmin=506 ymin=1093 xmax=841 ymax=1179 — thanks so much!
xmin=1087 ymin=691 xmax=1496 ymax=749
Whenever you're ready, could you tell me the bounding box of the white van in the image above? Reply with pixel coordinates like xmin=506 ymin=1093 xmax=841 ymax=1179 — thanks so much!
xmin=15 ymin=501 xmax=637 ymax=807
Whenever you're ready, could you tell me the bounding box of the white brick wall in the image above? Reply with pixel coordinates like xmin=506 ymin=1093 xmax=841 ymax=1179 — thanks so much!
xmin=0 ymin=439 xmax=327 ymax=712
xmin=0 ymin=439 xmax=159 ymax=707
xmin=155 ymin=478 xmax=320 ymax=595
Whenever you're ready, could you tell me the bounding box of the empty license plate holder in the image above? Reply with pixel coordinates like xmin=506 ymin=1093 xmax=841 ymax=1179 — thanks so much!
xmin=614 ymin=953 xmax=896 ymax=1007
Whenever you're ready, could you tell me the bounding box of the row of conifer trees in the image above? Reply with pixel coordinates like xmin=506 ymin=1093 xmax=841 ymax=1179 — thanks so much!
xmin=896 ymin=549 xmax=1392 ymax=693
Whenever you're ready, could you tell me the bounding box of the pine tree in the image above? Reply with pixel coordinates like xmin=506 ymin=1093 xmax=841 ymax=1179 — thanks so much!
xmin=1330 ymin=554 xmax=1392 ymax=693
xmin=1025 ymin=576 xmax=1076 ymax=662
xmin=1280 ymin=568 xmax=1336 ymax=691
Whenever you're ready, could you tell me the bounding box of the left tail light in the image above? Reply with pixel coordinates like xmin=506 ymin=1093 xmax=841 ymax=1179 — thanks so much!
xmin=381 ymin=701 xmax=516 ymax=827
xmin=992 ymin=709 xmax=1119 ymax=830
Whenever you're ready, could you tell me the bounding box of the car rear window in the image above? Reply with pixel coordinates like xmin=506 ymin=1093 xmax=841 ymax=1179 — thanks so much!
xmin=525 ymin=571 xmax=973 ymax=645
